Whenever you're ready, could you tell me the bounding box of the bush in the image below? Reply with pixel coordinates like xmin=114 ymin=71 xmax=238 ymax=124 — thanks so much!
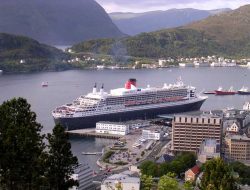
xmin=114 ymin=161 xmax=128 ymax=165
xmin=141 ymin=151 xmax=145 ymax=157
xmin=102 ymin=151 xmax=114 ymax=163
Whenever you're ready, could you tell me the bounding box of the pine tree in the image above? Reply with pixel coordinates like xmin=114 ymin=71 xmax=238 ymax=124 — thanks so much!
xmin=46 ymin=124 xmax=78 ymax=190
xmin=0 ymin=98 xmax=45 ymax=189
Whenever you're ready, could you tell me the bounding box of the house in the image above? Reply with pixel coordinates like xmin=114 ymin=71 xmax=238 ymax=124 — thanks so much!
xmin=185 ymin=165 xmax=200 ymax=182
xmin=226 ymin=122 xmax=239 ymax=134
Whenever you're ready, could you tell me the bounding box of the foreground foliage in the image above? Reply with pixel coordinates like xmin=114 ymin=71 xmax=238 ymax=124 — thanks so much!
xmin=0 ymin=98 xmax=78 ymax=190
xmin=201 ymin=158 xmax=238 ymax=190
xmin=140 ymin=152 xmax=196 ymax=177
xmin=158 ymin=174 xmax=179 ymax=190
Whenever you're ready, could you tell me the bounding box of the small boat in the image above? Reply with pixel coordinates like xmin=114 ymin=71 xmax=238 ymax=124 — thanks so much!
xmin=238 ymin=86 xmax=250 ymax=95
xmin=215 ymin=86 xmax=236 ymax=95
xmin=41 ymin=82 xmax=48 ymax=87
xmin=203 ymin=91 xmax=216 ymax=95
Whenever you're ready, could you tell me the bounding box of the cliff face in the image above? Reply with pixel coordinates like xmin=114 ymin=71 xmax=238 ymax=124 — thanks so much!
xmin=0 ymin=0 xmax=124 ymax=45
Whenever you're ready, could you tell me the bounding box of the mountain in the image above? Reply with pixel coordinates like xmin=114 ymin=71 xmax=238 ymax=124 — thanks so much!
xmin=109 ymin=8 xmax=231 ymax=35
xmin=0 ymin=0 xmax=123 ymax=45
xmin=72 ymin=5 xmax=250 ymax=58
xmin=184 ymin=5 xmax=250 ymax=55
xmin=0 ymin=33 xmax=69 ymax=73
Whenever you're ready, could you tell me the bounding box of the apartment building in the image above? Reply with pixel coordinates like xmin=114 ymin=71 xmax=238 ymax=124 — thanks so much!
xmin=172 ymin=112 xmax=222 ymax=153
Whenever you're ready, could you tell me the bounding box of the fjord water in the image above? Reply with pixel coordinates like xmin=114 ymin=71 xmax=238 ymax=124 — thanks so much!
xmin=1 ymin=67 xmax=250 ymax=170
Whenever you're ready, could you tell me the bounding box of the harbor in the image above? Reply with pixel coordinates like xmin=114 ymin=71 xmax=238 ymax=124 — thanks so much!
xmin=1 ymin=67 xmax=250 ymax=171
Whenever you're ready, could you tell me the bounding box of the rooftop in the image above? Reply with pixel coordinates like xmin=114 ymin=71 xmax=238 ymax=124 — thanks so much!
xmin=103 ymin=173 xmax=140 ymax=184
xmin=174 ymin=110 xmax=222 ymax=118
xmin=190 ymin=165 xmax=200 ymax=175
xmin=97 ymin=120 xmax=149 ymax=125
xmin=225 ymin=134 xmax=250 ymax=141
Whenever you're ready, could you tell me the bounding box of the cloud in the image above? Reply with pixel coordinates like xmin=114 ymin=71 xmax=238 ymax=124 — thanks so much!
xmin=95 ymin=0 xmax=250 ymax=13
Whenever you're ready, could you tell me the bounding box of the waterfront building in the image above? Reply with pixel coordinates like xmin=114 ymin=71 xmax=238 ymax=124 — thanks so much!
xmin=172 ymin=112 xmax=222 ymax=153
xmin=158 ymin=59 xmax=167 ymax=67
xmin=101 ymin=171 xmax=140 ymax=190
xmin=96 ymin=121 xmax=130 ymax=136
xmin=142 ymin=130 xmax=162 ymax=140
xmin=69 ymin=164 xmax=93 ymax=190
xmin=198 ymin=139 xmax=220 ymax=163
xmin=185 ymin=165 xmax=200 ymax=182
xmin=224 ymin=134 xmax=250 ymax=164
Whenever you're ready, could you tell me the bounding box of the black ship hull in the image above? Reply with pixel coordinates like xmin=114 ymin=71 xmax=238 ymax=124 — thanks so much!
xmin=54 ymin=99 xmax=206 ymax=130
xmin=238 ymin=91 xmax=250 ymax=95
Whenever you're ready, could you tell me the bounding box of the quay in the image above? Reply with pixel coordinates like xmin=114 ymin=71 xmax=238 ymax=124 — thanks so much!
xmin=82 ymin=152 xmax=103 ymax=155
xmin=66 ymin=129 xmax=121 ymax=139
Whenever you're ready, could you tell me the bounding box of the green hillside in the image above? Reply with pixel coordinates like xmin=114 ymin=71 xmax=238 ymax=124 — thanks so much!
xmin=0 ymin=33 xmax=69 ymax=73
xmin=72 ymin=5 xmax=250 ymax=58
xmin=72 ymin=29 xmax=222 ymax=58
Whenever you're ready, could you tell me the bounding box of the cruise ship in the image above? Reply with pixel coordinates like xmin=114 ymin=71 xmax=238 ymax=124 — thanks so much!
xmin=52 ymin=79 xmax=207 ymax=130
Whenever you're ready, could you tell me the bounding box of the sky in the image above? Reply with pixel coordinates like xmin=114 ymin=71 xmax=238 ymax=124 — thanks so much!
xmin=95 ymin=0 xmax=250 ymax=13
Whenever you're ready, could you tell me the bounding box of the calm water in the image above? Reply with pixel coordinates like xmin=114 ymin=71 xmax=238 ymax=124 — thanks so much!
xmin=0 ymin=67 xmax=250 ymax=170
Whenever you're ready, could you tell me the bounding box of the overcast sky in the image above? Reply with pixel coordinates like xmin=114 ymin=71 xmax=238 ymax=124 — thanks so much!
xmin=95 ymin=0 xmax=250 ymax=13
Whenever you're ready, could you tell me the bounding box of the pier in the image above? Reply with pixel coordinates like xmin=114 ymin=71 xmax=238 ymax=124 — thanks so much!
xmin=82 ymin=152 xmax=103 ymax=155
xmin=66 ymin=129 xmax=121 ymax=139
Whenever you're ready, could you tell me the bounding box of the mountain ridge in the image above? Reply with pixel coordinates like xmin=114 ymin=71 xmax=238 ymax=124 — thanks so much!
xmin=109 ymin=8 xmax=231 ymax=35
xmin=72 ymin=5 xmax=250 ymax=58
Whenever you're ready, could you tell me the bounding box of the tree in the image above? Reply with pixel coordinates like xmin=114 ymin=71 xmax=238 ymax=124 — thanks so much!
xmin=183 ymin=181 xmax=193 ymax=190
xmin=201 ymin=158 xmax=238 ymax=190
xmin=230 ymin=161 xmax=250 ymax=185
xmin=140 ymin=161 xmax=159 ymax=177
xmin=158 ymin=175 xmax=180 ymax=190
xmin=46 ymin=124 xmax=78 ymax=190
xmin=0 ymin=98 xmax=45 ymax=189
xmin=140 ymin=175 xmax=153 ymax=190
xmin=159 ymin=163 xmax=171 ymax=176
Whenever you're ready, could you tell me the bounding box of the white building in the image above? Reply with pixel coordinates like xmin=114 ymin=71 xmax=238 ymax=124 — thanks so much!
xmin=226 ymin=122 xmax=239 ymax=134
xmin=96 ymin=121 xmax=130 ymax=135
xmin=20 ymin=59 xmax=26 ymax=64
xmin=142 ymin=130 xmax=161 ymax=140
xmin=69 ymin=164 xmax=93 ymax=190
xmin=101 ymin=172 xmax=140 ymax=190
xmin=158 ymin=59 xmax=167 ymax=67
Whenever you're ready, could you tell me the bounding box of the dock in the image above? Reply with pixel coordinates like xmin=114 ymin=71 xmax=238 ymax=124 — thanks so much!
xmin=66 ymin=129 xmax=121 ymax=139
xmin=82 ymin=152 xmax=103 ymax=155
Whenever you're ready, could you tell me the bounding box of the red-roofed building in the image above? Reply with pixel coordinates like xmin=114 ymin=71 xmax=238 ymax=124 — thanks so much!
xmin=185 ymin=165 xmax=200 ymax=182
